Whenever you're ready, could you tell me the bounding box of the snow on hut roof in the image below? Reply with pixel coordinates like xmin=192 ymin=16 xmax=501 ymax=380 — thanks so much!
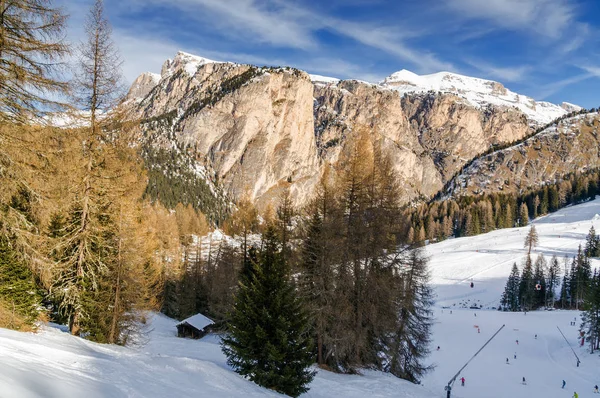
xmin=177 ymin=313 xmax=214 ymax=331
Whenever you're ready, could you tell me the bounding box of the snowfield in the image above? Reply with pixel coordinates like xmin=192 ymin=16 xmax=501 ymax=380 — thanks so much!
xmin=2 ymin=200 xmax=600 ymax=397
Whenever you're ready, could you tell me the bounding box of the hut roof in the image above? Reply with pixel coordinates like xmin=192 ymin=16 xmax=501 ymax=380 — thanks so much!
xmin=177 ymin=313 xmax=214 ymax=331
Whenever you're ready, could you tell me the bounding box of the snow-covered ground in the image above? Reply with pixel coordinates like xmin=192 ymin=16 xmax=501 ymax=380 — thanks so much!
xmin=2 ymin=199 xmax=600 ymax=397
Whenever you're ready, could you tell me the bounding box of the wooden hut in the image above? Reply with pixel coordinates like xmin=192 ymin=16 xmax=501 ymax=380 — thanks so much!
xmin=176 ymin=313 xmax=215 ymax=339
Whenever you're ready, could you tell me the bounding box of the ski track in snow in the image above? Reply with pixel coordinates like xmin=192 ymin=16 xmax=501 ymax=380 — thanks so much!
xmin=3 ymin=200 xmax=600 ymax=397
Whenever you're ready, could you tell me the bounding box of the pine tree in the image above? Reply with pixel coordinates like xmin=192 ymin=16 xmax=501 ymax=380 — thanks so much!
xmin=501 ymin=263 xmax=521 ymax=311
xmin=222 ymin=227 xmax=315 ymax=397
xmin=0 ymin=0 xmax=69 ymax=123
xmin=524 ymin=225 xmax=539 ymax=255
xmin=519 ymin=255 xmax=534 ymax=311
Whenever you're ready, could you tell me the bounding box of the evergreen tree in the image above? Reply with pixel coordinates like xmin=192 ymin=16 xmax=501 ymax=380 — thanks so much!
xmin=222 ymin=227 xmax=315 ymax=397
xmin=387 ymin=247 xmax=434 ymax=382
xmin=559 ymin=266 xmax=570 ymax=309
xmin=533 ymin=254 xmax=547 ymax=309
xmin=581 ymin=269 xmax=600 ymax=353
xmin=585 ymin=226 xmax=599 ymax=257
xmin=519 ymin=255 xmax=535 ymax=310
xmin=0 ymin=235 xmax=43 ymax=329
xmin=501 ymin=263 xmax=521 ymax=311
xmin=547 ymin=255 xmax=561 ymax=308
xmin=519 ymin=202 xmax=529 ymax=227
xmin=571 ymin=245 xmax=592 ymax=310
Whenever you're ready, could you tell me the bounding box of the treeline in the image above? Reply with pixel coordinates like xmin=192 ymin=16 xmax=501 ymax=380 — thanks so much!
xmin=407 ymin=168 xmax=600 ymax=242
xmin=500 ymin=226 xmax=600 ymax=353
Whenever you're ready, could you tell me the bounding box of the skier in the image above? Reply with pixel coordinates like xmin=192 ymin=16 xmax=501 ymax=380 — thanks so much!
xmin=437 ymin=346 xmax=440 ymax=351
xmin=474 ymin=313 xmax=477 ymax=317
xmin=573 ymin=392 xmax=578 ymax=398
xmin=461 ymin=377 xmax=465 ymax=387
xmin=516 ymin=339 xmax=519 ymax=345
xmin=514 ymin=353 xmax=517 ymax=360
xmin=535 ymin=334 xmax=538 ymax=339
xmin=506 ymin=358 xmax=509 ymax=364
xmin=478 ymin=328 xmax=480 ymax=334
xmin=562 ymin=380 xmax=566 ymax=389
xmin=522 ymin=377 xmax=526 ymax=385
xmin=594 ymin=385 xmax=599 ymax=393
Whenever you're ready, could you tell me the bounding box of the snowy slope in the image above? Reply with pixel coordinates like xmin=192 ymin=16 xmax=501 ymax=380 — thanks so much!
xmin=428 ymin=198 xmax=600 ymax=309
xmin=2 ymin=200 xmax=600 ymax=397
xmin=380 ymin=69 xmax=573 ymax=125
xmin=0 ymin=315 xmax=437 ymax=398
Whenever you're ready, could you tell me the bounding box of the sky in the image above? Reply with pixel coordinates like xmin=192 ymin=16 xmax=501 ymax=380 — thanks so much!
xmin=57 ymin=0 xmax=600 ymax=108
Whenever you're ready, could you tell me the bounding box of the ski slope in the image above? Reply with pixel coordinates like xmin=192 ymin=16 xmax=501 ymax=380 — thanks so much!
xmin=2 ymin=199 xmax=600 ymax=397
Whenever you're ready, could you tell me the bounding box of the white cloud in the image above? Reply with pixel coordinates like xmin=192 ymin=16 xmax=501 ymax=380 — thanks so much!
xmin=446 ymin=0 xmax=576 ymax=39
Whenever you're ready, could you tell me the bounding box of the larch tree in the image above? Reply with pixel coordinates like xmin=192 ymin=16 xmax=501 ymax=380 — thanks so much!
xmin=519 ymin=202 xmax=529 ymax=227
xmin=524 ymin=225 xmax=539 ymax=255
xmin=0 ymin=0 xmax=69 ymax=123
xmin=51 ymin=0 xmax=126 ymax=337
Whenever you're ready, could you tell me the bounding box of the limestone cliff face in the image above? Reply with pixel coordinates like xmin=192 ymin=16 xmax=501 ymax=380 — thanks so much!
xmin=128 ymin=52 xmax=554 ymax=208
xmin=450 ymin=113 xmax=600 ymax=196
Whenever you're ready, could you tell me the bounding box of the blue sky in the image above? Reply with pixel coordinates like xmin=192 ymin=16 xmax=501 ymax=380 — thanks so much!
xmin=59 ymin=0 xmax=600 ymax=108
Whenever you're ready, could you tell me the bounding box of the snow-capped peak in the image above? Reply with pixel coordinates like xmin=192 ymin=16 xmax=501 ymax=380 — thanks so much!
xmin=160 ymin=51 xmax=222 ymax=78
xmin=380 ymin=70 xmax=576 ymax=125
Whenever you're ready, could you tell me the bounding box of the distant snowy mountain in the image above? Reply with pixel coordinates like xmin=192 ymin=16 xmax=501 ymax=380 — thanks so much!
xmin=380 ymin=69 xmax=575 ymax=125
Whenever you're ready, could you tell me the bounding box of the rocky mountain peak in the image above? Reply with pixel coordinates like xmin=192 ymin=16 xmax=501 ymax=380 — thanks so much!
xmin=160 ymin=51 xmax=222 ymax=79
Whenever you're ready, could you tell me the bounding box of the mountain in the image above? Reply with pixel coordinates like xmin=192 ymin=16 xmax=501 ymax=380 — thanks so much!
xmin=126 ymin=51 xmax=581 ymax=211
xmin=446 ymin=111 xmax=600 ymax=197
xmin=380 ymin=69 xmax=575 ymax=126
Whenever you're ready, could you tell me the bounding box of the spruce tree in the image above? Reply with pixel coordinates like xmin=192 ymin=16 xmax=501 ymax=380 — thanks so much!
xmin=501 ymin=263 xmax=521 ymax=311
xmin=388 ymin=247 xmax=434 ymax=383
xmin=533 ymin=254 xmax=547 ymax=309
xmin=0 ymin=235 xmax=43 ymax=329
xmin=222 ymin=227 xmax=315 ymax=397
xmin=585 ymin=227 xmax=599 ymax=257
xmin=519 ymin=255 xmax=535 ymax=310
xmin=580 ymin=269 xmax=600 ymax=353
xmin=547 ymin=255 xmax=561 ymax=308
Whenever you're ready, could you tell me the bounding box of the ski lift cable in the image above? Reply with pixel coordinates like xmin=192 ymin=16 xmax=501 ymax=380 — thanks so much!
xmin=445 ymin=324 xmax=505 ymax=397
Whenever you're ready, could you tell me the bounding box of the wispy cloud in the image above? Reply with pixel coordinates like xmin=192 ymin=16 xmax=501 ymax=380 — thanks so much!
xmin=533 ymin=73 xmax=594 ymax=99
xmin=446 ymin=0 xmax=577 ymax=39
xmin=465 ymin=59 xmax=531 ymax=82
